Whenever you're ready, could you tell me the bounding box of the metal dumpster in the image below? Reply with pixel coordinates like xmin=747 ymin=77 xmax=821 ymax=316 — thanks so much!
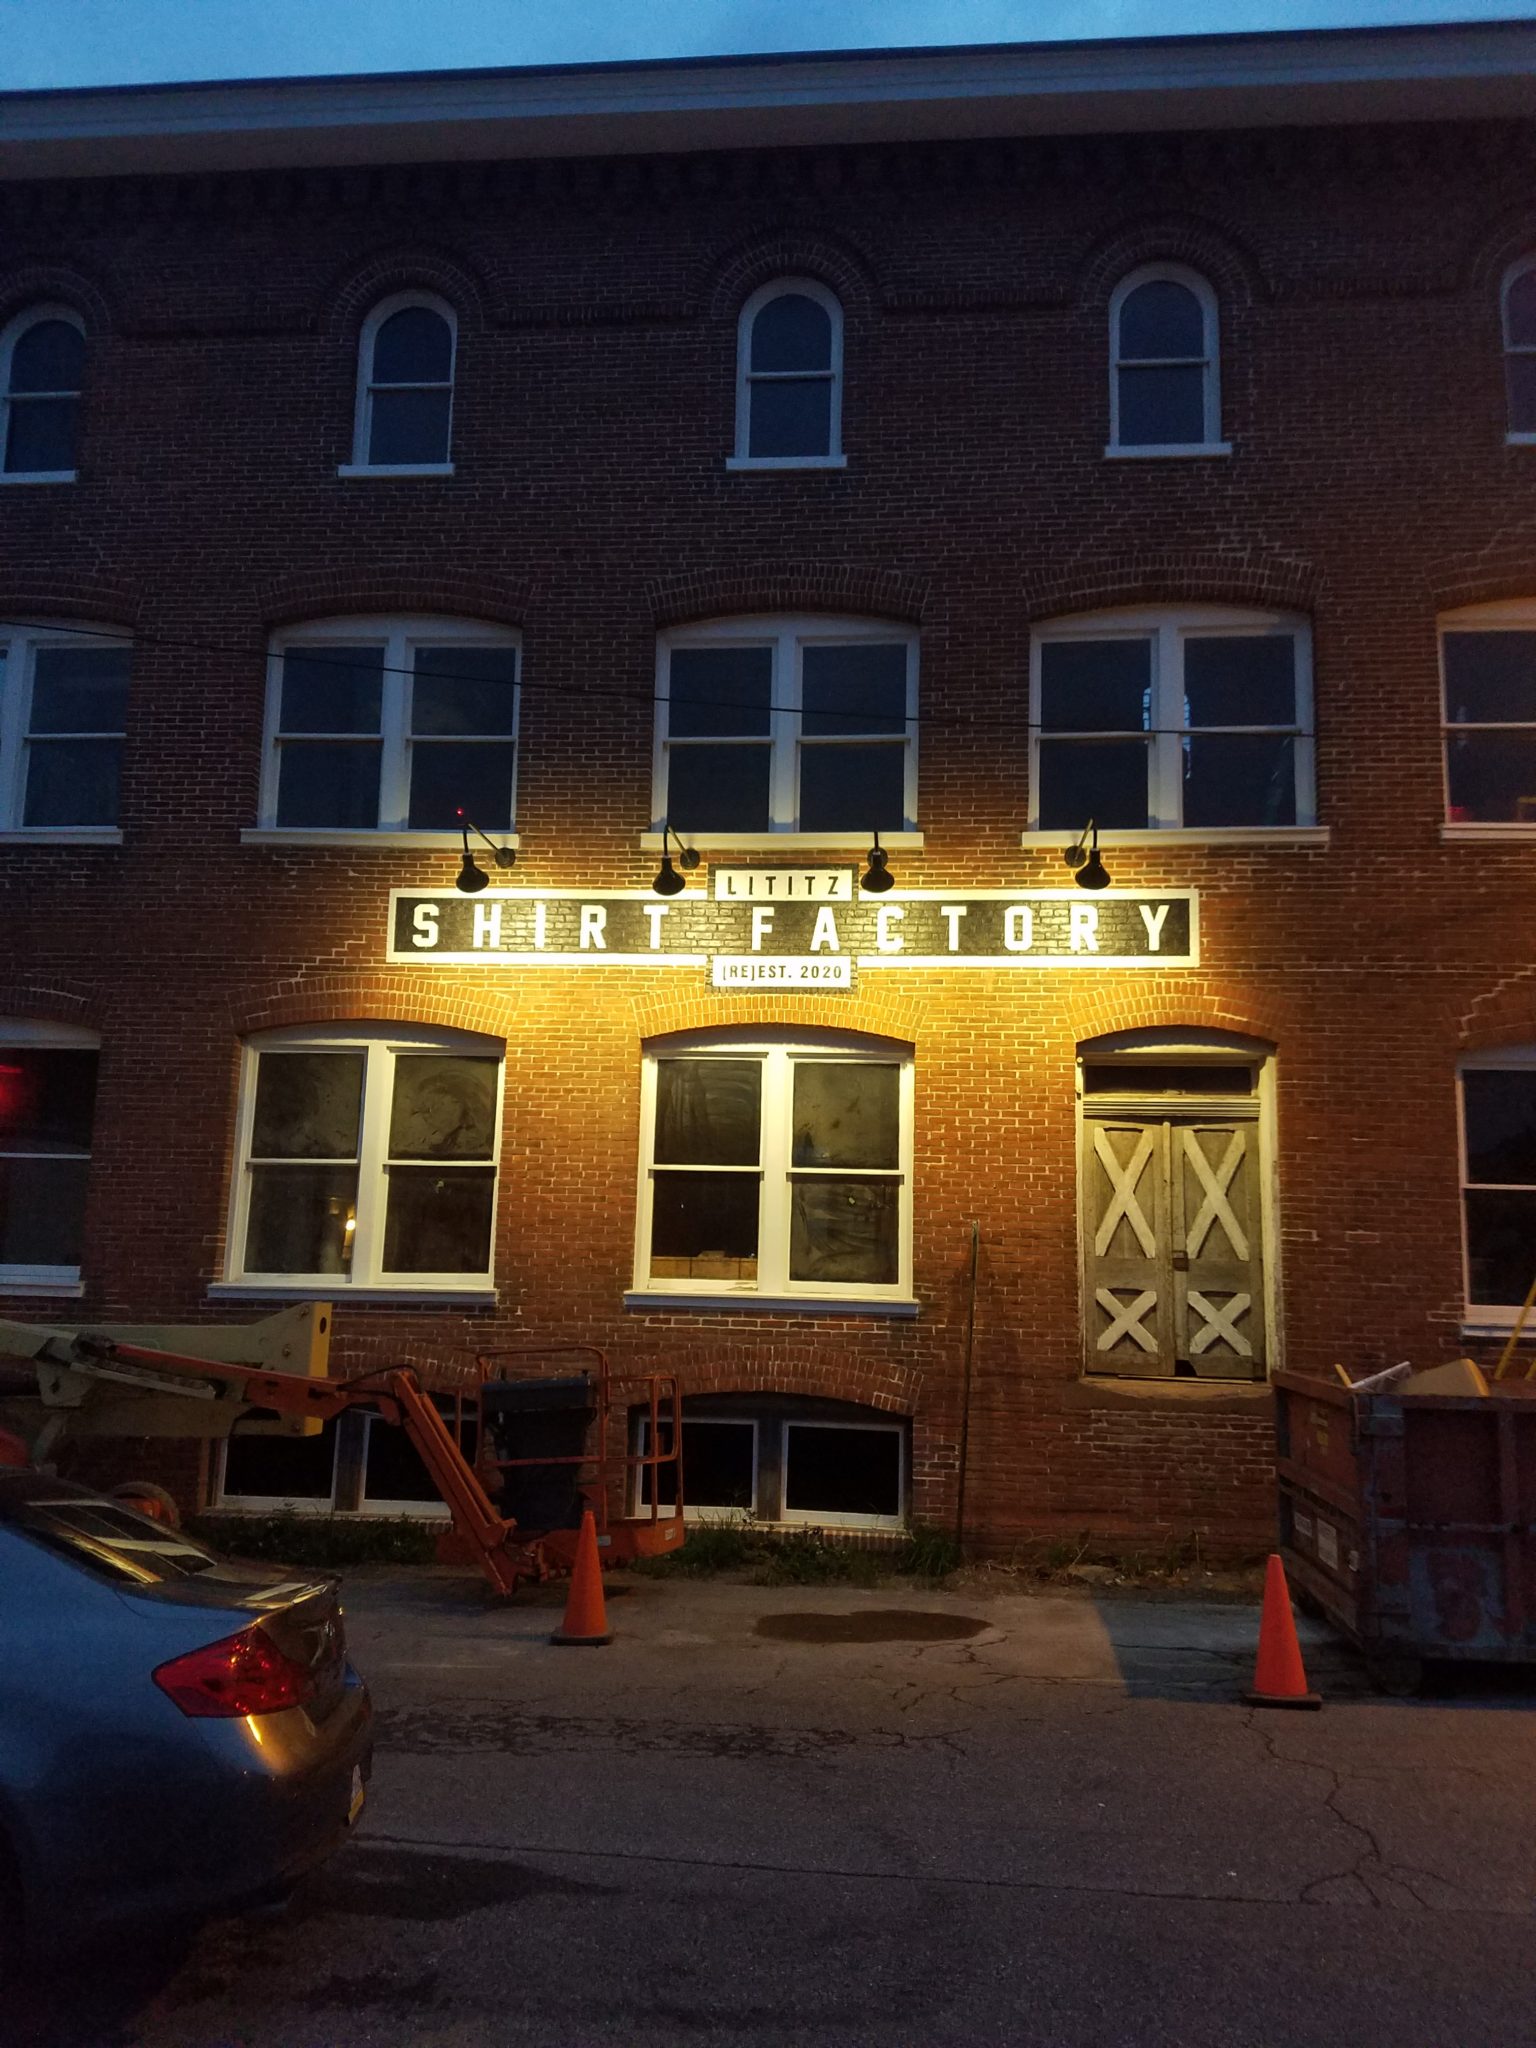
xmin=1273 ymin=1367 xmax=1536 ymax=1690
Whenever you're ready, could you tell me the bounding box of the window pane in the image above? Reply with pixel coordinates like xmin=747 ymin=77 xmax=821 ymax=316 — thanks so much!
xmin=1509 ymin=355 xmax=1536 ymax=435
xmin=1117 ymin=364 xmax=1205 ymax=445
xmin=22 ymin=739 xmax=120 ymax=827
xmin=5 ymin=397 xmax=77 ymax=473
xmin=371 ymin=306 xmax=453 ymax=384
xmin=223 ymin=1419 xmax=339 ymax=1503
xmin=640 ymin=1417 xmax=756 ymax=1512
xmin=655 ymin=1060 xmax=760 ymax=1166
xmin=389 ymin=1055 xmax=498 ymax=1160
xmin=250 ymin=1052 xmax=363 ymax=1160
xmin=408 ymin=741 xmax=516 ymax=829
xmin=668 ymin=646 xmax=772 ymax=738
xmin=278 ymin=646 xmax=383 ymax=734
xmin=412 ymin=647 xmax=518 ymax=735
xmin=245 ymin=1165 xmax=357 ymax=1274
xmin=0 ymin=1049 xmax=97 ymax=1153
xmin=750 ymin=294 xmax=832 ymax=372
xmin=1508 ymin=270 xmax=1536 ymax=348
xmin=1446 ymin=730 xmax=1536 ymax=823
xmin=666 ymin=743 xmax=771 ymax=832
xmin=382 ymin=1166 xmax=494 ymax=1273
xmin=1463 ymin=1070 xmax=1536 ymax=1184
xmin=789 ymin=1179 xmax=899 ymax=1284
xmin=1443 ymin=632 xmax=1536 ymax=724
xmin=650 ymin=1171 xmax=759 ymax=1280
xmin=748 ymin=379 xmax=832 ymax=459
xmin=368 ymin=387 xmax=451 ymax=466
xmin=363 ymin=1401 xmax=475 ymax=1502
xmin=0 ymin=1157 xmax=89 ymax=1267
xmin=1036 ymin=738 xmax=1150 ymax=830
xmin=1184 ymin=637 xmax=1296 ymax=728
xmin=1120 ymin=281 xmax=1204 ymax=359
xmin=1183 ymin=734 xmax=1296 ymax=826
xmin=792 ymin=1062 xmax=899 ymax=1168
xmin=276 ymin=741 xmax=383 ymax=828
xmin=785 ymin=1424 xmax=901 ymax=1519
xmin=1083 ymin=1062 xmax=1254 ymax=1096
xmin=1039 ymin=640 xmax=1150 ymax=733
xmin=802 ymin=644 xmax=907 ymax=736
xmin=29 ymin=647 xmax=130 ymax=733
xmin=799 ymin=741 xmax=905 ymax=832
xmin=1465 ymin=1188 xmax=1536 ymax=1305
xmin=10 ymin=320 xmax=84 ymax=393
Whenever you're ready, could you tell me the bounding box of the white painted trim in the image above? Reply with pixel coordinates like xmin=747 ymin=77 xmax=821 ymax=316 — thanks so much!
xmin=779 ymin=1416 xmax=907 ymax=1531
xmin=725 ymin=456 xmax=848 ymax=473
xmin=0 ymin=828 xmax=122 ymax=844
xmin=1103 ymin=443 xmax=1232 ymax=460
xmin=1441 ymin=822 xmax=1536 ymax=842
xmin=633 ymin=1413 xmax=760 ymax=1519
xmin=0 ymin=1278 xmax=85 ymax=1297
xmin=337 ymin=462 xmax=455 ymax=479
xmin=734 ymin=277 xmax=843 ymax=465
xmin=208 ymin=1282 xmax=499 ymax=1304
xmin=1107 ymin=265 xmax=1222 ymax=455
xmin=0 ymin=470 xmax=76 ymax=485
xmin=1 ymin=304 xmax=84 ymax=482
xmin=351 ymin=291 xmax=456 ymax=472
xmin=1505 ymin=433 xmax=1536 ymax=447
xmin=1456 ymin=1052 xmax=1536 ymax=1323
xmin=0 ymin=620 xmax=131 ymax=833
xmin=625 ymin=1290 xmax=919 ymax=1317
xmin=1021 ymin=826 xmax=1327 ymax=849
xmin=214 ymin=1432 xmax=340 ymax=1514
xmin=1438 ymin=599 xmax=1536 ymax=827
xmin=0 ymin=1020 xmax=100 ymax=1291
xmin=242 ymin=827 xmax=518 ymax=850
xmin=638 ymin=830 xmax=922 ymax=852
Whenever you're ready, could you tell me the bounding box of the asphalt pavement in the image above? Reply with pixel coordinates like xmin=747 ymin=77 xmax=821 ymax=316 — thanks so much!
xmin=14 ymin=1568 xmax=1536 ymax=2048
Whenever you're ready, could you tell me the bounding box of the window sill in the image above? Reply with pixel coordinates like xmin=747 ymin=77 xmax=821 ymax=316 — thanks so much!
xmin=208 ymin=1282 xmax=498 ymax=1304
xmin=336 ymin=463 xmax=455 ymax=479
xmin=639 ymin=831 xmax=923 ymax=852
xmin=724 ymin=456 xmax=848 ymax=472
xmin=1461 ymin=1317 xmax=1532 ymax=1339
xmin=624 ymin=1290 xmax=918 ymax=1318
xmin=0 ymin=1277 xmax=85 ymax=1298
xmin=1441 ymin=822 xmax=1536 ymax=842
xmin=1505 ymin=433 xmax=1536 ymax=446
xmin=241 ymin=828 xmax=519 ymax=851
xmin=1020 ymin=826 xmax=1328 ymax=850
xmin=1104 ymin=442 xmax=1233 ymax=460
xmin=0 ymin=828 xmax=122 ymax=846
xmin=0 ymin=469 xmax=76 ymax=485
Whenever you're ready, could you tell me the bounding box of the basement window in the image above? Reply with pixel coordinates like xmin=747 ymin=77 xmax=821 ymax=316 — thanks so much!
xmin=0 ymin=1024 xmax=99 ymax=1289
xmin=631 ymin=1396 xmax=907 ymax=1531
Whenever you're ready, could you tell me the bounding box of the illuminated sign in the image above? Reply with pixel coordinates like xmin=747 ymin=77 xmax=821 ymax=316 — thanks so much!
xmin=388 ymin=882 xmax=1198 ymax=974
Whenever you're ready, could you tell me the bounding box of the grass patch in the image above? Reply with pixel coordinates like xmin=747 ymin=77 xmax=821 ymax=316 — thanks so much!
xmin=629 ymin=1517 xmax=960 ymax=1586
xmin=191 ymin=1511 xmax=439 ymax=1568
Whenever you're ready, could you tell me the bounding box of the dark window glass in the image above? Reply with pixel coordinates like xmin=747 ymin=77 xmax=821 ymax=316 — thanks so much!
xmin=1119 ymin=281 xmax=1205 ymax=360
xmin=792 ymin=1063 xmax=899 ymax=1168
xmin=668 ymin=647 xmax=772 ymax=738
xmin=1183 ymin=734 xmax=1296 ymax=827
xmin=29 ymin=647 xmax=130 ymax=734
xmin=363 ymin=1401 xmax=475 ymax=1503
xmin=784 ymin=1423 xmax=901 ymax=1518
xmin=1443 ymin=633 xmax=1536 ymax=725
xmin=639 ymin=1417 xmax=756 ymax=1512
xmin=1446 ymin=730 xmax=1536 ymax=824
xmin=372 ymin=307 xmax=453 ymax=384
xmin=368 ymin=387 xmax=451 ymax=467
xmin=1036 ymin=738 xmax=1150 ymax=830
xmin=1117 ymin=364 xmax=1205 ymax=446
xmin=389 ymin=1055 xmax=498 ymax=1160
xmin=801 ymin=644 xmax=906 ymax=735
xmin=382 ymin=1166 xmax=494 ymax=1272
xmin=411 ymin=648 xmax=518 ymax=735
xmin=649 ymin=1172 xmax=760 ymax=1281
xmin=1039 ymin=640 xmax=1150 ymax=732
xmin=655 ymin=1060 xmax=761 ymax=1165
xmin=1082 ymin=1063 xmax=1255 ymax=1096
xmin=1463 ymin=1070 xmax=1536 ymax=1184
xmin=408 ymin=741 xmax=516 ymax=829
xmin=0 ymin=1049 xmax=97 ymax=1152
xmin=748 ymin=380 xmax=832 ymax=459
xmin=1183 ymin=638 xmax=1296 ymax=728
xmin=10 ymin=320 xmax=84 ymax=393
xmin=1507 ymin=269 xmax=1536 ymax=349
xmin=5 ymin=399 xmax=77 ymax=474
xmin=750 ymin=295 xmax=832 ymax=373
xmin=799 ymin=742 xmax=905 ymax=832
xmin=22 ymin=741 xmax=121 ymax=828
xmin=276 ymin=742 xmax=383 ymax=828
xmin=1508 ymin=355 xmax=1536 ymax=435
xmin=223 ymin=1419 xmax=339 ymax=1503
xmin=1465 ymin=1188 xmax=1536 ymax=1305
xmin=245 ymin=1165 xmax=357 ymax=1274
xmin=666 ymin=743 xmax=772 ymax=832
xmin=0 ymin=1157 xmax=89 ymax=1267
xmin=789 ymin=1179 xmax=899 ymax=1285
xmin=279 ymin=647 xmax=383 ymax=735
xmin=251 ymin=1052 xmax=364 ymax=1161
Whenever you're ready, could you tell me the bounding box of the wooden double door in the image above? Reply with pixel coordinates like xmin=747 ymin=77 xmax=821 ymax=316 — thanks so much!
xmin=1081 ymin=1108 xmax=1267 ymax=1380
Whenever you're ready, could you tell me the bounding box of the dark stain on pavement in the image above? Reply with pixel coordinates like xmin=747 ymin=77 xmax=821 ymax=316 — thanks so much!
xmin=755 ymin=1608 xmax=989 ymax=1644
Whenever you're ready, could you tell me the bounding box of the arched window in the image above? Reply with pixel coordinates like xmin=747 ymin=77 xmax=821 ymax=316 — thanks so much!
xmin=1 ymin=306 xmax=85 ymax=480
xmin=732 ymin=279 xmax=844 ymax=467
xmin=349 ymin=293 xmax=456 ymax=472
xmin=1502 ymin=257 xmax=1536 ymax=440
xmin=1108 ymin=266 xmax=1225 ymax=456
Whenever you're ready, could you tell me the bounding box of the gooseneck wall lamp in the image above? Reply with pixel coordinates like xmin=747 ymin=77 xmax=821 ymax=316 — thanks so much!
xmin=1063 ymin=820 xmax=1112 ymax=891
xmin=860 ymin=830 xmax=895 ymax=894
xmin=454 ymin=811 xmax=518 ymax=894
xmin=652 ymin=822 xmax=701 ymax=897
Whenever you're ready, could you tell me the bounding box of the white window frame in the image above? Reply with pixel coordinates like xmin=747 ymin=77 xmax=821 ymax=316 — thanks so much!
xmin=0 ymin=1018 xmax=99 ymax=1295
xmin=631 ymin=1030 xmax=915 ymax=1311
xmin=0 ymin=622 xmax=130 ymax=842
xmin=342 ymin=292 xmax=457 ymax=477
xmin=1502 ymin=256 xmax=1536 ymax=446
xmin=1026 ymin=605 xmax=1313 ymax=838
xmin=215 ymin=1422 xmax=343 ymax=1515
xmin=1439 ymin=599 xmax=1536 ymax=836
xmin=780 ymin=1417 xmax=906 ymax=1532
xmin=1457 ymin=1047 xmax=1536 ymax=1329
xmin=253 ymin=614 xmax=520 ymax=844
xmin=652 ymin=615 xmax=917 ymax=845
xmin=1 ymin=304 xmax=84 ymax=484
xmin=222 ymin=1021 xmax=504 ymax=1297
xmin=729 ymin=278 xmax=846 ymax=471
xmin=633 ymin=1413 xmax=760 ymax=1522
xmin=1107 ymin=265 xmax=1228 ymax=459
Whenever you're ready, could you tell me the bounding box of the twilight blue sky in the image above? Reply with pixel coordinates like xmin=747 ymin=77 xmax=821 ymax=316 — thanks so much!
xmin=0 ymin=1 xmax=1529 ymax=92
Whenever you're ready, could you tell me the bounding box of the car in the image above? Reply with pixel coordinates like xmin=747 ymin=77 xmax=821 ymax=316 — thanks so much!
xmin=0 ymin=1470 xmax=372 ymax=1971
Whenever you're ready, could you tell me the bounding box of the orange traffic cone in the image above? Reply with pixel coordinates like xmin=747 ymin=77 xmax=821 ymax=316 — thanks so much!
xmin=551 ymin=1509 xmax=613 ymax=1647
xmin=1245 ymin=1554 xmax=1321 ymax=1709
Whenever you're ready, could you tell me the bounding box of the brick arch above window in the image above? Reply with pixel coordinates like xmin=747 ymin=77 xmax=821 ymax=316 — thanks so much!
xmin=0 ymin=985 xmax=102 ymax=1033
xmin=665 ymin=1372 xmax=921 ymax=1417
xmin=319 ymin=245 xmax=492 ymax=346
xmin=1462 ymin=206 xmax=1536 ymax=293
xmin=1075 ymin=213 xmax=1266 ymax=313
xmin=1059 ymin=988 xmax=1293 ymax=1049
xmin=0 ymin=580 xmax=144 ymax=629
xmin=255 ymin=572 xmax=531 ymax=634
xmin=1021 ymin=548 xmax=1319 ymax=621
xmin=0 ymin=265 xmax=114 ymax=339
xmin=224 ymin=978 xmax=520 ymax=1041
xmin=647 ymin=563 xmax=926 ymax=630
xmin=702 ymin=228 xmax=880 ymax=322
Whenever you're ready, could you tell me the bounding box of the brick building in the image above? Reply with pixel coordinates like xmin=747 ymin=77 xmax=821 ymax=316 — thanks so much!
xmin=3 ymin=22 xmax=1536 ymax=1552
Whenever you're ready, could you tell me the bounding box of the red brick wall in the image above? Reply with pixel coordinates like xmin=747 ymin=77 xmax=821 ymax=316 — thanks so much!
xmin=3 ymin=121 xmax=1536 ymax=1547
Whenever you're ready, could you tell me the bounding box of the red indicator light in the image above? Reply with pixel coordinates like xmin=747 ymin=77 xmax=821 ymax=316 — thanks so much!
xmin=152 ymin=1625 xmax=317 ymax=1718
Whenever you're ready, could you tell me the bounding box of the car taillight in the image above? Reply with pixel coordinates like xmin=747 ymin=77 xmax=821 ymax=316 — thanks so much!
xmin=153 ymin=1625 xmax=317 ymax=1718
